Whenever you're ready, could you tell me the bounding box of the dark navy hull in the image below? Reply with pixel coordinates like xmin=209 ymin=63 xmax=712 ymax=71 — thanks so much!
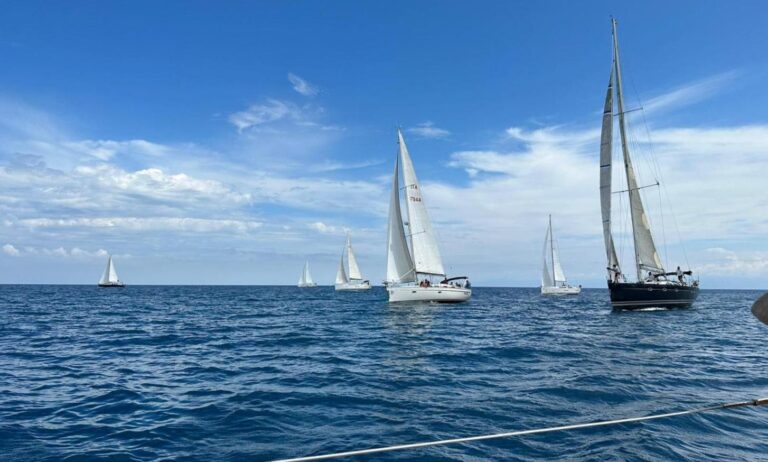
xmin=608 ymin=281 xmax=699 ymax=310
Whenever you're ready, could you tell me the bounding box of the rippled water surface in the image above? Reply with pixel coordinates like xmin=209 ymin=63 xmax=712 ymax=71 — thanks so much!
xmin=1 ymin=285 xmax=767 ymax=461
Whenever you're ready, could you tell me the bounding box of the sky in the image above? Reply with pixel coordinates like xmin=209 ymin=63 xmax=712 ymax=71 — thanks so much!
xmin=1 ymin=1 xmax=767 ymax=288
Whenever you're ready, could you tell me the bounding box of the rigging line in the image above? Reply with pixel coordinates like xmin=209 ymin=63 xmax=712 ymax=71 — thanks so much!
xmin=658 ymin=179 xmax=669 ymax=271
xmin=612 ymin=182 xmax=659 ymax=194
xmin=271 ymin=398 xmax=768 ymax=462
xmin=613 ymin=106 xmax=644 ymax=116
xmin=634 ymin=96 xmax=692 ymax=271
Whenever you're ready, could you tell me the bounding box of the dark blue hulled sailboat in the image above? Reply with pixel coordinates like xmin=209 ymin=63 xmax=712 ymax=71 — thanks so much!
xmin=599 ymin=19 xmax=698 ymax=310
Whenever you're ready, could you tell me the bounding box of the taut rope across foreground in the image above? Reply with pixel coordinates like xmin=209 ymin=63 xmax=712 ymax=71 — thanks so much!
xmin=272 ymin=398 xmax=768 ymax=462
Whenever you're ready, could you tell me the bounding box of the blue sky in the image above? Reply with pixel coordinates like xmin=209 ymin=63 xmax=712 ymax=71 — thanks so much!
xmin=1 ymin=1 xmax=767 ymax=287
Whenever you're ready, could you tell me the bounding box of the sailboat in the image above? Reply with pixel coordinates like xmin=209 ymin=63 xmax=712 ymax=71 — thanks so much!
xmin=541 ymin=215 xmax=581 ymax=295
xmin=599 ymin=18 xmax=699 ymax=309
xmin=297 ymin=260 xmax=317 ymax=288
xmin=385 ymin=129 xmax=471 ymax=303
xmin=98 ymin=255 xmax=125 ymax=287
xmin=335 ymin=235 xmax=372 ymax=291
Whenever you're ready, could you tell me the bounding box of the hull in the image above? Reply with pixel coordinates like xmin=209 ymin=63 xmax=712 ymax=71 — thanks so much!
xmin=541 ymin=285 xmax=581 ymax=295
xmin=335 ymin=281 xmax=371 ymax=291
xmin=98 ymin=283 xmax=125 ymax=288
xmin=388 ymin=285 xmax=471 ymax=303
xmin=298 ymin=283 xmax=318 ymax=288
xmin=608 ymin=281 xmax=699 ymax=310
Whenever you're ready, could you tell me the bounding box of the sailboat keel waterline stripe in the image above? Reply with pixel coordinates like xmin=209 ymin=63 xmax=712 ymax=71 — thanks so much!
xmin=271 ymin=399 xmax=768 ymax=462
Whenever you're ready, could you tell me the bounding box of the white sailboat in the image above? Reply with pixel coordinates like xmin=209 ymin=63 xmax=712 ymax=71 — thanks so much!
xmin=98 ymin=255 xmax=125 ymax=287
xmin=385 ymin=129 xmax=471 ymax=303
xmin=541 ymin=215 xmax=580 ymax=295
xmin=297 ymin=260 xmax=317 ymax=288
xmin=335 ymin=235 xmax=371 ymax=291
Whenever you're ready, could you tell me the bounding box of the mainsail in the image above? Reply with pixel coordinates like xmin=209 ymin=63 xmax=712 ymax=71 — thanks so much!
xmin=611 ymin=19 xmax=663 ymax=279
xmin=335 ymin=254 xmax=349 ymax=284
xmin=386 ymin=148 xmax=416 ymax=284
xmin=346 ymin=235 xmax=363 ymax=280
xmin=541 ymin=231 xmax=554 ymax=288
xmin=600 ymin=69 xmax=620 ymax=277
xmin=99 ymin=256 xmax=120 ymax=284
xmin=397 ymin=130 xmax=445 ymax=277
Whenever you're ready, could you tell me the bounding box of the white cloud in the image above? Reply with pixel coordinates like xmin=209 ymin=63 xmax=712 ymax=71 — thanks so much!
xmin=74 ymin=165 xmax=251 ymax=204
xmin=227 ymin=98 xmax=335 ymax=136
xmin=308 ymin=221 xmax=349 ymax=235
xmin=641 ymin=70 xmax=740 ymax=114
xmin=70 ymin=247 xmax=109 ymax=258
xmin=63 ymin=139 xmax=171 ymax=161
xmin=16 ymin=217 xmax=264 ymax=233
xmin=2 ymin=244 xmax=19 ymax=256
xmin=406 ymin=121 xmax=450 ymax=139
xmin=311 ymin=159 xmax=383 ymax=172
xmin=228 ymin=99 xmax=299 ymax=132
xmin=699 ymin=248 xmax=768 ymax=275
xmin=288 ymin=73 xmax=318 ymax=97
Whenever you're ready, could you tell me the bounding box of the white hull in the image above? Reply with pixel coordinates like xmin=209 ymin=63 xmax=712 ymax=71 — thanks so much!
xmin=388 ymin=285 xmax=471 ymax=303
xmin=298 ymin=283 xmax=317 ymax=288
xmin=541 ymin=285 xmax=581 ymax=295
xmin=335 ymin=280 xmax=371 ymax=291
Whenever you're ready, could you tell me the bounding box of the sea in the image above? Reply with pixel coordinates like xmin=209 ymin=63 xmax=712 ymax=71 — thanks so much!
xmin=1 ymin=285 xmax=767 ymax=461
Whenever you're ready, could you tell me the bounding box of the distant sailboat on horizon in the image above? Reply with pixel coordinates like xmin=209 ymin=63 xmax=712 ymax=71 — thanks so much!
xmin=600 ymin=18 xmax=698 ymax=309
xmin=297 ymin=260 xmax=317 ymax=288
xmin=385 ymin=129 xmax=471 ymax=303
xmin=335 ymin=235 xmax=371 ymax=291
xmin=98 ymin=255 xmax=125 ymax=288
xmin=541 ymin=215 xmax=581 ymax=295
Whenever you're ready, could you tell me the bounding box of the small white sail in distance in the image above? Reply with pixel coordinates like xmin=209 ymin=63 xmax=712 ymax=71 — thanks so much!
xmin=346 ymin=235 xmax=363 ymax=280
xmin=542 ymin=216 xmax=567 ymax=286
xmin=335 ymin=253 xmax=349 ymax=284
xmin=99 ymin=255 xmax=121 ymax=285
xmin=298 ymin=260 xmax=315 ymax=286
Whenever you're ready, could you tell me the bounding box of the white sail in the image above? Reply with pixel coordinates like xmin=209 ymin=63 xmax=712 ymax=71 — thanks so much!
xmin=600 ymin=69 xmax=620 ymax=277
xmin=386 ymin=146 xmax=416 ymax=284
xmin=335 ymin=254 xmax=349 ymax=284
xmin=303 ymin=261 xmax=314 ymax=285
xmin=612 ymin=19 xmax=664 ymax=278
xmin=346 ymin=235 xmax=363 ymax=280
xmin=397 ymin=129 xmax=445 ymax=276
xmin=541 ymin=229 xmax=554 ymax=288
xmin=552 ymin=242 xmax=566 ymax=284
xmin=108 ymin=258 xmax=119 ymax=282
xmin=99 ymin=255 xmax=120 ymax=284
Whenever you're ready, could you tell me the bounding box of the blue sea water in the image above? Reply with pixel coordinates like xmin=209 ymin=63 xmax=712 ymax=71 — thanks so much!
xmin=1 ymin=285 xmax=767 ymax=461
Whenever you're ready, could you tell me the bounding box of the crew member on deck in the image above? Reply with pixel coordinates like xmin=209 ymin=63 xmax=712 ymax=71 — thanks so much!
xmin=608 ymin=264 xmax=621 ymax=283
xmin=677 ymin=266 xmax=684 ymax=284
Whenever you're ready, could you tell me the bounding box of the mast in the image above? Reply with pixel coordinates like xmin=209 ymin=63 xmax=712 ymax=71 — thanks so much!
xmin=611 ymin=18 xmax=639 ymax=280
xmin=612 ymin=18 xmax=663 ymax=281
